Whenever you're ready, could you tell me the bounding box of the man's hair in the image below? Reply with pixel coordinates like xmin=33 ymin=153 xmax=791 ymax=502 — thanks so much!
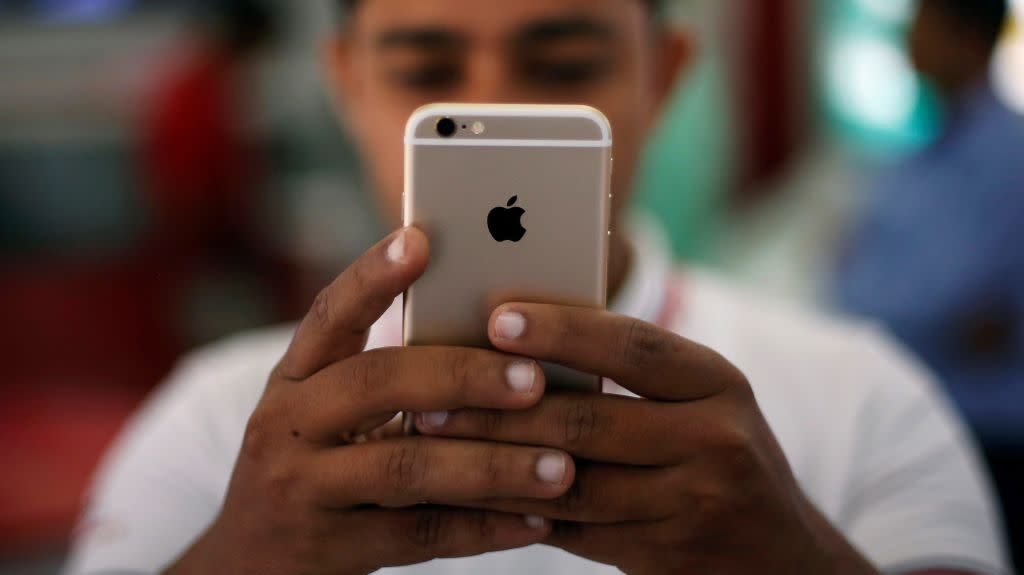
xmin=200 ymin=0 xmax=278 ymax=52
xmin=927 ymin=0 xmax=1008 ymax=48
xmin=336 ymin=0 xmax=666 ymax=21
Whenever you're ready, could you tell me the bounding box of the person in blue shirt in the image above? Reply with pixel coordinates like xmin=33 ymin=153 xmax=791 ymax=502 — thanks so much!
xmin=836 ymin=0 xmax=1024 ymax=565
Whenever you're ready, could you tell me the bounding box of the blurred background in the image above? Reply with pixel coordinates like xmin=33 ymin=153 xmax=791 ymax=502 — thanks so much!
xmin=0 ymin=0 xmax=1021 ymax=572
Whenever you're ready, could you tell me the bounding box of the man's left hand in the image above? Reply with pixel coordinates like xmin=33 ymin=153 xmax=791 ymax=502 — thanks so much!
xmin=415 ymin=303 xmax=882 ymax=575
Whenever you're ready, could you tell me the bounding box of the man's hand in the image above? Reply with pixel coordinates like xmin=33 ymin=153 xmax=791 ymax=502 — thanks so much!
xmin=165 ymin=229 xmax=576 ymax=575
xmin=414 ymin=303 xmax=884 ymax=575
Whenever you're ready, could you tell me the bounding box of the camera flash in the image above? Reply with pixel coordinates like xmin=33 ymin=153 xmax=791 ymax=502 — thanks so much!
xmin=471 ymin=121 xmax=486 ymax=135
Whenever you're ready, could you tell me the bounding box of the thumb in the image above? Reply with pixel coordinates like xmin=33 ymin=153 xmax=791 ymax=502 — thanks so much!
xmin=276 ymin=227 xmax=429 ymax=382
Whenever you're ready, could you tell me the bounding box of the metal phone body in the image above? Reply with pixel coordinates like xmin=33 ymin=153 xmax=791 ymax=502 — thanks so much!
xmin=403 ymin=104 xmax=613 ymax=392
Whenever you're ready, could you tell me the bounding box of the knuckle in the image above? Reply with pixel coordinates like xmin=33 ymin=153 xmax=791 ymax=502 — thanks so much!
xmin=346 ymin=261 xmax=372 ymax=300
xmin=691 ymin=478 xmax=732 ymax=522
xmin=620 ymin=321 xmax=668 ymax=369
xmin=724 ymin=364 xmax=754 ymax=397
xmin=663 ymin=466 xmax=693 ymax=508
xmin=469 ymin=509 xmax=496 ymax=542
xmin=479 ymin=448 xmax=503 ymax=488
xmin=349 ymin=262 xmax=398 ymax=322
xmin=560 ymin=398 xmax=599 ymax=448
xmin=480 ymin=409 xmax=505 ymax=436
xmin=556 ymin=474 xmax=586 ymax=515
xmin=410 ymin=508 xmax=447 ymax=549
xmin=557 ymin=310 xmax=588 ymax=343
xmin=713 ymin=425 xmax=759 ymax=477
xmin=346 ymin=354 xmax=374 ymax=398
xmin=696 ymin=344 xmax=752 ymax=396
xmin=551 ymin=519 xmax=584 ymax=539
xmin=270 ymin=360 xmax=302 ymax=384
xmin=446 ymin=349 xmax=475 ymax=396
xmin=311 ymin=287 xmax=333 ymax=331
xmin=349 ymin=350 xmax=399 ymax=401
xmin=386 ymin=442 xmax=429 ymax=497
xmin=242 ymin=406 xmax=280 ymax=460
xmin=262 ymin=458 xmax=302 ymax=507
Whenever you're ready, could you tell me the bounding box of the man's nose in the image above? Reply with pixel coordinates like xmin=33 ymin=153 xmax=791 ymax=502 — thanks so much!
xmin=462 ymin=51 xmax=519 ymax=103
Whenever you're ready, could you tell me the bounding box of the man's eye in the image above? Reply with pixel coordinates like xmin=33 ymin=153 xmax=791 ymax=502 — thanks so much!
xmin=519 ymin=59 xmax=612 ymax=87
xmin=388 ymin=65 xmax=463 ymax=91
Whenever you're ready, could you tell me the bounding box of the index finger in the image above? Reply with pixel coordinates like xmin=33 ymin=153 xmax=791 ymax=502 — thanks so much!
xmin=487 ymin=304 xmax=747 ymax=402
xmin=277 ymin=228 xmax=430 ymax=382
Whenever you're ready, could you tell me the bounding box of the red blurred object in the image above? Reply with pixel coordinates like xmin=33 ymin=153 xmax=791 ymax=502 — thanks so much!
xmin=143 ymin=45 xmax=258 ymax=255
xmin=0 ymin=40 xmax=288 ymax=555
xmin=0 ymin=259 xmax=181 ymax=387
xmin=0 ymin=259 xmax=173 ymax=553
xmin=0 ymin=381 xmax=147 ymax=554
xmin=724 ymin=0 xmax=812 ymax=203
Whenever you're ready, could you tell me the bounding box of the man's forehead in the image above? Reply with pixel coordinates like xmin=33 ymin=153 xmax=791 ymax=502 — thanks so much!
xmin=353 ymin=0 xmax=647 ymax=38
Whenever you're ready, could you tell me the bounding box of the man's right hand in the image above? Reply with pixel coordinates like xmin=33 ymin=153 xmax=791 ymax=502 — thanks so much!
xmin=164 ymin=228 xmax=575 ymax=575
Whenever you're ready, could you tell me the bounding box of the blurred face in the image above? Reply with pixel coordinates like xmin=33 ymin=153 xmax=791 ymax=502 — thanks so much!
xmin=908 ymin=0 xmax=994 ymax=97
xmin=909 ymin=0 xmax=950 ymax=83
xmin=327 ymin=0 xmax=688 ymax=228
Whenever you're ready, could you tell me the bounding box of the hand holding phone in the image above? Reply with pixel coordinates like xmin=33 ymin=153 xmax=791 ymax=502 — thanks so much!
xmin=166 ymin=228 xmax=574 ymax=575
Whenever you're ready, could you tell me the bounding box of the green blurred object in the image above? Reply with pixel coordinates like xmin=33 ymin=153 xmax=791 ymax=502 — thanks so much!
xmin=819 ymin=0 xmax=944 ymax=157
xmin=632 ymin=57 xmax=732 ymax=264
xmin=0 ymin=142 xmax=144 ymax=256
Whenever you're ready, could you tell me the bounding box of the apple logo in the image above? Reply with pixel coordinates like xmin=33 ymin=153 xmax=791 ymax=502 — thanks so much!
xmin=487 ymin=196 xmax=527 ymax=243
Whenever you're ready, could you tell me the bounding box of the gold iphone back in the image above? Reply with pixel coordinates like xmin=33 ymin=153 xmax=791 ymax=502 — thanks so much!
xmin=403 ymin=104 xmax=612 ymax=392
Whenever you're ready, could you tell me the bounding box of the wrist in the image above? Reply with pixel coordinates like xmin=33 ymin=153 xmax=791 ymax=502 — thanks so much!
xmin=796 ymin=497 xmax=882 ymax=575
xmin=162 ymin=517 xmax=375 ymax=575
xmin=161 ymin=519 xmax=238 ymax=575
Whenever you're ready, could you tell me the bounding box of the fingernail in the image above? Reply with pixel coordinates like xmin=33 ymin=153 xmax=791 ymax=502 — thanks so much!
xmin=419 ymin=411 xmax=449 ymax=430
xmin=525 ymin=515 xmax=546 ymax=530
xmin=506 ymin=362 xmax=536 ymax=394
xmin=387 ymin=231 xmax=408 ymax=264
xmin=536 ymin=453 xmax=567 ymax=484
xmin=495 ymin=311 xmax=527 ymax=341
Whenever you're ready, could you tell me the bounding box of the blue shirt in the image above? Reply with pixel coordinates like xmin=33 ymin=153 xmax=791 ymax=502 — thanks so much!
xmin=836 ymin=84 xmax=1024 ymax=448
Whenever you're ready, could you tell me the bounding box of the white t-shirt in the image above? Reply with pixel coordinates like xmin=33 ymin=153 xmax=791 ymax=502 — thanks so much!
xmin=63 ymin=232 xmax=1010 ymax=575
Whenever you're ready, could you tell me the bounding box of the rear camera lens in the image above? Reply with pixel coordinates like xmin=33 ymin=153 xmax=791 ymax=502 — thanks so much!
xmin=436 ymin=117 xmax=457 ymax=138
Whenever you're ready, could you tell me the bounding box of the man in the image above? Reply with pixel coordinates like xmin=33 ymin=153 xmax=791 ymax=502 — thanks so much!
xmin=838 ymin=0 xmax=1024 ymax=447
xmin=65 ymin=1 xmax=1009 ymax=574
xmin=836 ymin=0 xmax=1024 ymax=565
xmin=145 ymin=0 xmax=277 ymax=248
